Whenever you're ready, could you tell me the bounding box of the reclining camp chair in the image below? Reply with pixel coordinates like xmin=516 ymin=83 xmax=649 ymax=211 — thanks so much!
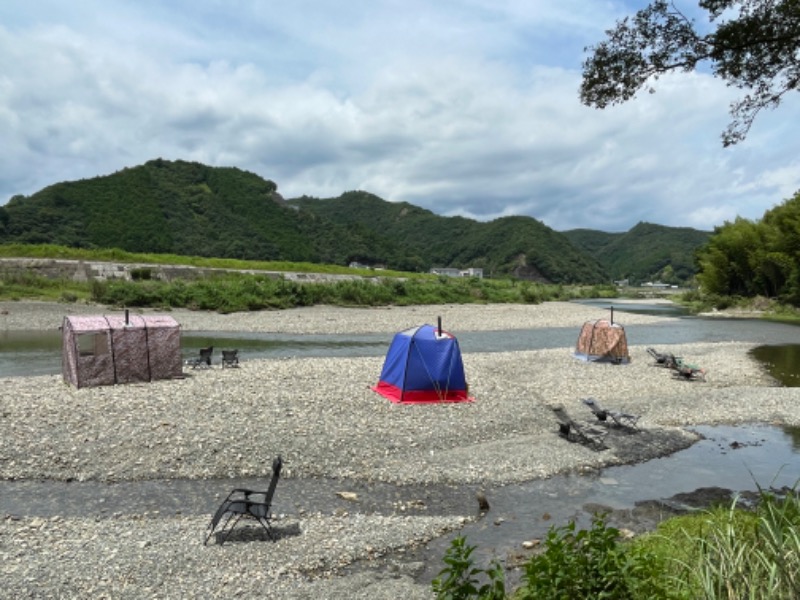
xmin=204 ymin=455 xmax=283 ymax=546
xmin=647 ymin=347 xmax=680 ymax=368
xmin=551 ymin=405 xmax=607 ymax=451
xmin=582 ymin=397 xmax=640 ymax=429
xmin=670 ymin=358 xmax=707 ymax=381
xmin=188 ymin=346 xmax=214 ymax=369
xmin=221 ymin=349 xmax=239 ymax=368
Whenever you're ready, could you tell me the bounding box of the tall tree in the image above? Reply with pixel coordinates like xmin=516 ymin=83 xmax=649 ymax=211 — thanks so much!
xmin=581 ymin=0 xmax=800 ymax=145
xmin=696 ymin=191 xmax=800 ymax=303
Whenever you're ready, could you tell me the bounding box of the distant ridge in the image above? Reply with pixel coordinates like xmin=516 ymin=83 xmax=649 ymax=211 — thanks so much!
xmin=563 ymin=222 xmax=711 ymax=283
xmin=0 ymin=159 xmax=709 ymax=284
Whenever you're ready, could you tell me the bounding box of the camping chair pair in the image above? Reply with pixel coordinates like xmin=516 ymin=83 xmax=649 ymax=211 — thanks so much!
xmin=221 ymin=349 xmax=239 ymax=368
xmin=188 ymin=346 xmax=214 ymax=369
xmin=582 ymin=397 xmax=640 ymax=429
xmin=205 ymin=455 xmax=283 ymax=546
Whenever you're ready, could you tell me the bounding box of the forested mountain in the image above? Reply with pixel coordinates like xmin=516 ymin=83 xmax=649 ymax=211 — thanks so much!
xmin=0 ymin=159 xmax=708 ymax=284
xmin=0 ymin=159 xmax=317 ymax=261
xmin=289 ymin=192 xmax=607 ymax=283
xmin=563 ymin=223 xmax=711 ymax=284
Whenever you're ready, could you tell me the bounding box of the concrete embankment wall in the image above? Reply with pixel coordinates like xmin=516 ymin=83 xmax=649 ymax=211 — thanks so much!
xmin=0 ymin=258 xmax=366 ymax=283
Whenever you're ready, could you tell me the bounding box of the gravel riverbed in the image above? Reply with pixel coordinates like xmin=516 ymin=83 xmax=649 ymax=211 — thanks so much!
xmin=1 ymin=300 xmax=798 ymax=599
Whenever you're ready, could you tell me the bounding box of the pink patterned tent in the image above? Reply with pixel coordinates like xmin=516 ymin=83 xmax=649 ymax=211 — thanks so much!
xmin=62 ymin=313 xmax=182 ymax=388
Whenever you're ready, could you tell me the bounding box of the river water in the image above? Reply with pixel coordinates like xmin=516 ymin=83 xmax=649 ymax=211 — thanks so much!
xmin=1 ymin=300 xmax=798 ymax=582
xmin=2 ymin=300 xmax=800 ymax=381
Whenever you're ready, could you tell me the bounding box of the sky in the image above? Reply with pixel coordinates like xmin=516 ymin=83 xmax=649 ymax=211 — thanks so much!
xmin=1 ymin=1 xmax=798 ymax=233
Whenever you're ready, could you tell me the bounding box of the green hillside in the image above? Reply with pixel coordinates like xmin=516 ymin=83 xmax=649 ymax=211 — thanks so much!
xmin=0 ymin=159 xmax=709 ymax=284
xmin=288 ymin=192 xmax=608 ymax=283
xmin=564 ymin=222 xmax=711 ymax=284
xmin=560 ymin=229 xmax=621 ymax=256
xmin=0 ymin=159 xmax=316 ymax=261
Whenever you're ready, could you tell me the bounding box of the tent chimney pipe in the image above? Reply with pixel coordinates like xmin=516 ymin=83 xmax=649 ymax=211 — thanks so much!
xmin=438 ymin=316 xmax=442 ymax=337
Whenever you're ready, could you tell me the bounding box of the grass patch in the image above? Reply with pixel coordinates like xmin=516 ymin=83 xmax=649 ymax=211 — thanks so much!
xmin=0 ymin=242 xmax=415 ymax=278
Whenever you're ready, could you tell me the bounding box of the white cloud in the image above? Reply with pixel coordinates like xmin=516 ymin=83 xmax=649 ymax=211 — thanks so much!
xmin=0 ymin=0 xmax=798 ymax=234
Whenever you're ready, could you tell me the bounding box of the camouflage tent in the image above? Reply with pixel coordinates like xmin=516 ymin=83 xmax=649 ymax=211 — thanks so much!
xmin=574 ymin=318 xmax=630 ymax=364
xmin=62 ymin=313 xmax=182 ymax=388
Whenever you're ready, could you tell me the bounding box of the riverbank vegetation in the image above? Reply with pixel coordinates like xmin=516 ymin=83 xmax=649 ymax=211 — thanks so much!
xmin=0 ymin=247 xmax=618 ymax=311
xmin=3 ymin=242 xmax=799 ymax=321
xmin=433 ymin=487 xmax=800 ymax=599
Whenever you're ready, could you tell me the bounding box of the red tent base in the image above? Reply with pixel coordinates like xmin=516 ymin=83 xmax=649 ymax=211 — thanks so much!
xmin=371 ymin=383 xmax=473 ymax=404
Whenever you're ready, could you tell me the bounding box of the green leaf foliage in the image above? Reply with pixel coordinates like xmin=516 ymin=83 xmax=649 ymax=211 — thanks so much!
xmin=432 ymin=535 xmax=506 ymax=600
xmin=1 ymin=159 xmax=313 ymax=261
xmin=519 ymin=513 xmax=670 ymax=600
xmin=581 ymin=0 xmax=800 ymax=146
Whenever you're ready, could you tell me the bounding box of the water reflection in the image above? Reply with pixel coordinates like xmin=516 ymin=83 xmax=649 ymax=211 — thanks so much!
xmin=750 ymin=344 xmax=800 ymax=388
xmin=572 ymin=298 xmax=691 ymax=317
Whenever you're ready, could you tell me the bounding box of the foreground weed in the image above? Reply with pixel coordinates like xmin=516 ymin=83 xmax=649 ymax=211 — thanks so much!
xmin=518 ymin=513 xmax=670 ymax=600
xmin=432 ymin=535 xmax=505 ymax=600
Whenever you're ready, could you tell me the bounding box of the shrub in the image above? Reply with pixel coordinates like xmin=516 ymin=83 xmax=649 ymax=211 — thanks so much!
xmin=518 ymin=513 xmax=669 ymax=600
xmin=432 ymin=535 xmax=505 ymax=600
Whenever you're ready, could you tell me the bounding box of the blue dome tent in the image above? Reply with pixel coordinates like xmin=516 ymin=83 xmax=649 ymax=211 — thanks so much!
xmin=371 ymin=322 xmax=472 ymax=404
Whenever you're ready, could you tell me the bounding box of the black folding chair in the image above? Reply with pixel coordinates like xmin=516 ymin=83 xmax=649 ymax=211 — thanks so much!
xmin=671 ymin=358 xmax=707 ymax=381
xmin=188 ymin=346 xmax=214 ymax=369
xmin=221 ymin=349 xmax=239 ymax=368
xmin=204 ymin=455 xmax=283 ymax=545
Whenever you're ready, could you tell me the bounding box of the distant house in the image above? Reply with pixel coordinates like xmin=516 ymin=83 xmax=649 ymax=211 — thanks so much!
xmin=430 ymin=267 xmax=483 ymax=279
xmin=430 ymin=268 xmax=463 ymax=278
xmin=349 ymin=261 xmax=387 ymax=271
xmin=643 ymin=281 xmax=671 ymax=288
xmin=461 ymin=268 xmax=483 ymax=279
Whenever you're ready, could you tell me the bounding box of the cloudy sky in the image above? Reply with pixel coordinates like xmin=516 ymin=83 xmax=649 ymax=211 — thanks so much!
xmin=1 ymin=1 xmax=798 ymax=232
